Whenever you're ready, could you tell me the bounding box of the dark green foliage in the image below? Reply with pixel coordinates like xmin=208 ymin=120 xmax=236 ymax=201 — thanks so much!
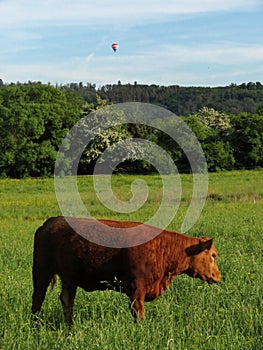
xmin=0 ymin=81 xmax=263 ymax=177
xmin=229 ymin=113 xmax=263 ymax=169
xmin=0 ymin=83 xmax=83 ymax=177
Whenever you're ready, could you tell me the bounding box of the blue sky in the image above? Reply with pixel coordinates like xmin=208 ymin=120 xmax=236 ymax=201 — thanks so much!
xmin=0 ymin=0 xmax=262 ymax=87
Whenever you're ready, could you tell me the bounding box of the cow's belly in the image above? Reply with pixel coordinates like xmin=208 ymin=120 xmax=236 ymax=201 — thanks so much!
xmin=145 ymin=276 xmax=171 ymax=301
xmin=57 ymin=267 xmax=124 ymax=293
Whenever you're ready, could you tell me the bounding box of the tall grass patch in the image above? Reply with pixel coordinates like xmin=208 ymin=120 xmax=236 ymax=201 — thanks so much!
xmin=0 ymin=170 xmax=262 ymax=349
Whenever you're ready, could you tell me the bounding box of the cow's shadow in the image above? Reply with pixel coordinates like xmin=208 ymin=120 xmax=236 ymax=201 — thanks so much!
xmin=31 ymin=300 xmax=131 ymax=332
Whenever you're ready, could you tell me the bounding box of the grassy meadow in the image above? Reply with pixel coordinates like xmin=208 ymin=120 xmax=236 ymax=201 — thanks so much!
xmin=0 ymin=170 xmax=262 ymax=349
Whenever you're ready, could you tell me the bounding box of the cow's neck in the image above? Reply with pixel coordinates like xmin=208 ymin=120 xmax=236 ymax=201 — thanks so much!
xmin=162 ymin=231 xmax=198 ymax=275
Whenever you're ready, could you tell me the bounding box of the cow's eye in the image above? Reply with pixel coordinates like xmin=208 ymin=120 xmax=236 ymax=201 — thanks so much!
xmin=212 ymin=254 xmax=216 ymax=259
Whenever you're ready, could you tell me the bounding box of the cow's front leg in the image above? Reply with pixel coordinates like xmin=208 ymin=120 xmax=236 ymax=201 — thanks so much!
xmin=60 ymin=281 xmax=77 ymax=324
xmin=128 ymin=281 xmax=146 ymax=321
xmin=130 ymin=298 xmax=145 ymax=320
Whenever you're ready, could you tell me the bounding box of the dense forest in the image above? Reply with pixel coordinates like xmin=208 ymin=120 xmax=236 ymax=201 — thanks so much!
xmin=60 ymin=80 xmax=263 ymax=116
xmin=0 ymin=80 xmax=263 ymax=178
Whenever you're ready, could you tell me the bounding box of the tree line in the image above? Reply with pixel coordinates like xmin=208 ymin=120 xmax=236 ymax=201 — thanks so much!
xmin=60 ymin=80 xmax=263 ymax=116
xmin=0 ymin=81 xmax=263 ymax=178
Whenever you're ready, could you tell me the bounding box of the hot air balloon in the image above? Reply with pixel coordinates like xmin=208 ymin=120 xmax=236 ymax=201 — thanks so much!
xmin=111 ymin=43 xmax=119 ymax=52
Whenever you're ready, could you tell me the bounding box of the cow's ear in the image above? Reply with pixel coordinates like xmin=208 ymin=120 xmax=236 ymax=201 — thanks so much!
xmin=199 ymin=238 xmax=214 ymax=251
xmin=186 ymin=238 xmax=214 ymax=256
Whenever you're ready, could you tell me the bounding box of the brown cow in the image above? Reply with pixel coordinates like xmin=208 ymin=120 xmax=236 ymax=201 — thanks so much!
xmin=32 ymin=216 xmax=221 ymax=323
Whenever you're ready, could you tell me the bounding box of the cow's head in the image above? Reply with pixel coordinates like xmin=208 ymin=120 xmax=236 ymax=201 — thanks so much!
xmin=185 ymin=237 xmax=221 ymax=284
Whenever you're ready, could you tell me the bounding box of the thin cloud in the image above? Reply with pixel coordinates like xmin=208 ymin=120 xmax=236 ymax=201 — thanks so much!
xmin=0 ymin=0 xmax=261 ymax=27
xmin=161 ymin=43 xmax=263 ymax=64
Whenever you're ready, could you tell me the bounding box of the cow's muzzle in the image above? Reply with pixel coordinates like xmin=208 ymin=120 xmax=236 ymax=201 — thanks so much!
xmin=207 ymin=276 xmax=220 ymax=284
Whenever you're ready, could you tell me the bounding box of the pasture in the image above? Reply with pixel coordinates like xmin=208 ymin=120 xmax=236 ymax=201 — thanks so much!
xmin=0 ymin=170 xmax=262 ymax=349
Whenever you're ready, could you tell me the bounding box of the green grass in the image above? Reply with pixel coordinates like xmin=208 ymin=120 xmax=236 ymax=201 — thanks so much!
xmin=0 ymin=170 xmax=262 ymax=349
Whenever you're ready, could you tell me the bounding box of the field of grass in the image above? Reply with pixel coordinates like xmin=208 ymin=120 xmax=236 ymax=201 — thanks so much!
xmin=0 ymin=170 xmax=262 ymax=349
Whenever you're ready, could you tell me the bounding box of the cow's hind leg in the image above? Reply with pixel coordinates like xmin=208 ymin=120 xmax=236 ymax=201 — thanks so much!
xmin=60 ymin=281 xmax=77 ymax=325
xmin=31 ymin=270 xmax=53 ymax=317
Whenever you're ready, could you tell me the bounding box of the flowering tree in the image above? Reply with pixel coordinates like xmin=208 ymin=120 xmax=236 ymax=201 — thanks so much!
xmin=194 ymin=107 xmax=231 ymax=135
